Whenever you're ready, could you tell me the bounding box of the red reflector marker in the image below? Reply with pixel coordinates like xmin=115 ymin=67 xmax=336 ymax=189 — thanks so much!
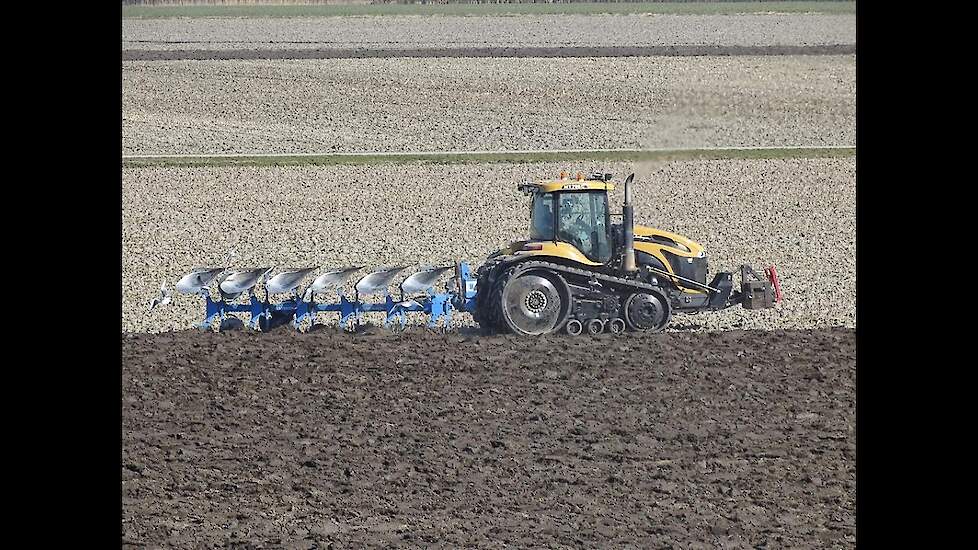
xmin=523 ymin=243 xmax=544 ymax=251
xmin=765 ymin=266 xmax=783 ymax=303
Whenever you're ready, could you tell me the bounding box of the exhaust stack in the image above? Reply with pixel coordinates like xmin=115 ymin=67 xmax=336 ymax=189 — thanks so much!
xmin=622 ymin=173 xmax=637 ymax=273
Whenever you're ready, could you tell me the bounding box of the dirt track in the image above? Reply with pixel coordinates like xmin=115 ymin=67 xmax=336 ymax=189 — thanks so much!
xmin=123 ymin=44 xmax=855 ymax=61
xmin=122 ymin=327 xmax=855 ymax=548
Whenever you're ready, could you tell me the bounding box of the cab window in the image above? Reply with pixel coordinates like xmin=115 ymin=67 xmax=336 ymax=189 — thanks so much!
xmin=529 ymin=193 xmax=554 ymax=240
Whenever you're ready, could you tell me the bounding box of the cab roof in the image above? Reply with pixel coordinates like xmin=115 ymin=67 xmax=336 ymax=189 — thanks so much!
xmin=518 ymin=176 xmax=616 ymax=194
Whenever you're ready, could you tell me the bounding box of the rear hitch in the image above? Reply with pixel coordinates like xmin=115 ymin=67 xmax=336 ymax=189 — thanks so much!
xmin=707 ymin=272 xmax=735 ymax=310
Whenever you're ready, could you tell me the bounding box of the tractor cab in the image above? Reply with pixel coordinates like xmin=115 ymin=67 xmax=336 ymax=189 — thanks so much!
xmin=520 ymin=172 xmax=615 ymax=264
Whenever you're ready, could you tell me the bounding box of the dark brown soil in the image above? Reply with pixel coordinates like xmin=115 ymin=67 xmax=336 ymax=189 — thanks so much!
xmin=122 ymin=327 xmax=855 ymax=548
xmin=122 ymin=44 xmax=856 ymax=61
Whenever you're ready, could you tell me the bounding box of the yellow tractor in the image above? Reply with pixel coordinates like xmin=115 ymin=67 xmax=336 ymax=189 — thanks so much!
xmin=471 ymin=171 xmax=781 ymax=335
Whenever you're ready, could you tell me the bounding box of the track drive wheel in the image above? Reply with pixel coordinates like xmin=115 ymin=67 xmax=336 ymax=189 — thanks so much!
xmin=623 ymin=291 xmax=671 ymax=333
xmin=499 ymin=269 xmax=570 ymax=335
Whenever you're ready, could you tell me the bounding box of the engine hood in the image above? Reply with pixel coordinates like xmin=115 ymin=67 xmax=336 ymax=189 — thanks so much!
xmin=633 ymin=225 xmax=705 ymax=258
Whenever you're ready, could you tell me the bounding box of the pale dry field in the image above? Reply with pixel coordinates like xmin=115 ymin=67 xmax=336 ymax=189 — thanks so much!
xmin=123 ymin=157 xmax=855 ymax=333
xmin=123 ymin=55 xmax=855 ymax=155
xmin=122 ymin=14 xmax=855 ymax=51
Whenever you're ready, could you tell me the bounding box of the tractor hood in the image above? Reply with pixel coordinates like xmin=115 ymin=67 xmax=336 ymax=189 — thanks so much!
xmin=633 ymin=225 xmax=705 ymax=258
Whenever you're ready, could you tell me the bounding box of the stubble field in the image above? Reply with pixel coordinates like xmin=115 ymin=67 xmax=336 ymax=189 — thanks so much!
xmin=123 ymin=157 xmax=855 ymax=334
xmin=123 ymin=55 xmax=854 ymax=155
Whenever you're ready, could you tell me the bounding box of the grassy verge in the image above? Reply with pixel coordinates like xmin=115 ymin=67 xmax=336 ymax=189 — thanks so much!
xmin=122 ymin=2 xmax=856 ymax=19
xmin=122 ymin=147 xmax=855 ymax=168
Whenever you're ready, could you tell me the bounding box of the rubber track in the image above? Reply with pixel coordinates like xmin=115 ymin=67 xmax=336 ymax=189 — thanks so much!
xmin=507 ymin=259 xmax=664 ymax=294
xmin=478 ymin=257 xmax=668 ymax=335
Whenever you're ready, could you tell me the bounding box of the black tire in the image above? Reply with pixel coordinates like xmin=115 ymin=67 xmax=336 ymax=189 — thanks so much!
xmin=474 ymin=262 xmax=510 ymax=333
xmin=484 ymin=269 xmax=513 ymax=333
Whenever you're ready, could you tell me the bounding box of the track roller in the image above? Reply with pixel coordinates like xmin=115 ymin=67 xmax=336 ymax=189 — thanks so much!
xmin=565 ymin=319 xmax=583 ymax=336
xmin=624 ymin=291 xmax=671 ymax=332
xmin=609 ymin=318 xmax=626 ymax=335
xmin=586 ymin=318 xmax=605 ymax=335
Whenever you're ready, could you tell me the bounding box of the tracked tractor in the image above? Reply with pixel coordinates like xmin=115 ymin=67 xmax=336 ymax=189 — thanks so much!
xmin=470 ymin=171 xmax=781 ymax=335
xmin=152 ymin=171 xmax=781 ymax=335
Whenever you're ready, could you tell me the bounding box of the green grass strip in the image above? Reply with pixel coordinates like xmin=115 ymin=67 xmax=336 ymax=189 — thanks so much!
xmin=122 ymin=147 xmax=855 ymax=168
xmin=123 ymin=2 xmax=856 ymax=19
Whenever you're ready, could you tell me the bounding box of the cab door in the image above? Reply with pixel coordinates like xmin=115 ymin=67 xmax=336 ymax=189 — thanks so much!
xmin=555 ymin=191 xmax=612 ymax=263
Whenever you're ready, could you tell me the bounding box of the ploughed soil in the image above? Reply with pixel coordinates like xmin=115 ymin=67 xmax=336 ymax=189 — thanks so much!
xmin=122 ymin=328 xmax=855 ymax=548
xmin=122 ymin=44 xmax=856 ymax=61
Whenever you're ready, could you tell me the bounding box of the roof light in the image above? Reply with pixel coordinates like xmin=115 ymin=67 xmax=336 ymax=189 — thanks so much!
xmin=576 ymin=172 xmax=584 ymax=181
xmin=559 ymin=171 xmax=567 ymax=180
